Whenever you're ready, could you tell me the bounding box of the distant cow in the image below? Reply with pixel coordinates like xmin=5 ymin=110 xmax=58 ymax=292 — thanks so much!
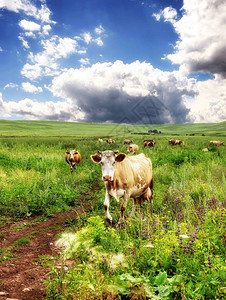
xmin=144 ymin=139 xmax=155 ymax=147
xmin=98 ymin=138 xmax=103 ymax=143
xmin=65 ymin=150 xmax=81 ymax=173
xmin=127 ymin=144 xmax=139 ymax=153
xmin=91 ymin=151 xmax=153 ymax=225
xmin=124 ymin=139 xmax=133 ymax=144
xmin=169 ymin=139 xmax=184 ymax=145
xmin=106 ymin=139 xmax=115 ymax=144
xmin=209 ymin=141 xmax=225 ymax=146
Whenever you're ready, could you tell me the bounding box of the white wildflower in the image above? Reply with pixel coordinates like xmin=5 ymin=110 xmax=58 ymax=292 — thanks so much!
xmin=143 ymin=244 xmax=154 ymax=248
xmin=179 ymin=234 xmax=189 ymax=239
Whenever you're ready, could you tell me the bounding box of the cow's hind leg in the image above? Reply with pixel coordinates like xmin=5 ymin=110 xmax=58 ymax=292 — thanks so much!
xmin=130 ymin=197 xmax=138 ymax=217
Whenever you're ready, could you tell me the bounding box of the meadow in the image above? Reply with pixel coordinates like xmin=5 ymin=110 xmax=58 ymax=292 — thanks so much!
xmin=0 ymin=120 xmax=225 ymax=299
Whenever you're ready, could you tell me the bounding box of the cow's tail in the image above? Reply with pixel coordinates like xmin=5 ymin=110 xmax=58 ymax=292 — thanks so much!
xmin=150 ymin=177 xmax=154 ymax=200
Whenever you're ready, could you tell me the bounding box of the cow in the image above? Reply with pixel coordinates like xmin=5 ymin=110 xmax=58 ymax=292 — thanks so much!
xmin=127 ymin=144 xmax=139 ymax=153
xmin=124 ymin=139 xmax=133 ymax=144
xmin=65 ymin=150 xmax=81 ymax=173
xmin=91 ymin=150 xmax=153 ymax=225
xmin=209 ymin=141 xmax=225 ymax=146
xmin=144 ymin=139 xmax=155 ymax=147
xmin=98 ymin=138 xmax=103 ymax=143
xmin=106 ymin=139 xmax=115 ymax=144
xmin=169 ymin=139 xmax=184 ymax=145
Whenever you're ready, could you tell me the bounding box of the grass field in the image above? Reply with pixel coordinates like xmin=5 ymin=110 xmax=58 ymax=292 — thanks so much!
xmin=0 ymin=120 xmax=225 ymax=299
xmin=0 ymin=119 xmax=226 ymax=136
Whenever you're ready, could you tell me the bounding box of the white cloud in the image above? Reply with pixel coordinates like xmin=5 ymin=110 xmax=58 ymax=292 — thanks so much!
xmin=19 ymin=19 xmax=41 ymax=31
xmin=153 ymin=6 xmax=177 ymax=24
xmin=0 ymin=92 xmax=84 ymax=121
xmin=21 ymin=36 xmax=79 ymax=79
xmin=4 ymin=82 xmax=19 ymax=89
xmin=21 ymin=82 xmax=43 ymax=93
xmin=79 ymin=58 xmax=90 ymax=67
xmin=50 ymin=60 xmax=197 ymax=124
xmin=82 ymin=32 xmax=92 ymax=44
xmin=21 ymin=63 xmax=42 ymax=80
xmin=81 ymin=26 xmax=105 ymax=46
xmin=42 ymin=24 xmax=51 ymax=35
xmin=185 ymin=76 xmax=226 ymax=123
xmin=0 ymin=0 xmax=54 ymax=23
xmin=95 ymin=37 xmax=104 ymax=46
xmin=95 ymin=25 xmax=105 ymax=35
xmin=164 ymin=0 xmax=226 ymax=78
xmin=18 ymin=35 xmax=30 ymax=49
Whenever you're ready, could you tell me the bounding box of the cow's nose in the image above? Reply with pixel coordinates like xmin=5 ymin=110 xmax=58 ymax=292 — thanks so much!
xmin=103 ymin=175 xmax=112 ymax=181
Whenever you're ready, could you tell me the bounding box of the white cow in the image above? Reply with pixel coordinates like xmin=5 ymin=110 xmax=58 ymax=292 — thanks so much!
xmin=91 ymin=150 xmax=153 ymax=224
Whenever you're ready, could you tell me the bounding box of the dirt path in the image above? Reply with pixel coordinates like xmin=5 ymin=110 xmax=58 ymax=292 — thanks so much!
xmin=0 ymin=206 xmax=88 ymax=300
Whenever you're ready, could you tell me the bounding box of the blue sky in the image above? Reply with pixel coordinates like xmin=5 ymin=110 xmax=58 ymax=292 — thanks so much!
xmin=0 ymin=0 xmax=225 ymax=124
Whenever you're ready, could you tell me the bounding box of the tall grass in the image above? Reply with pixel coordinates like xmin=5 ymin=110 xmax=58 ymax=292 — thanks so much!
xmin=0 ymin=133 xmax=225 ymax=299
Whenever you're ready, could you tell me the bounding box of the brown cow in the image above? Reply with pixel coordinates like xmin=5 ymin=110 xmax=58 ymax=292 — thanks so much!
xmin=65 ymin=150 xmax=81 ymax=173
xmin=169 ymin=139 xmax=184 ymax=145
xmin=124 ymin=139 xmax=133 ymax=144
xmin=144 ymin=139 xmax=155 ymax=147
xmin=209 ymin=141 xmax=225 ymax=146
xmin=127 ymin=144 xmax=139 ymax=153
xmin=106 ymin=139 xmax=115 ymax=144
xmin=91 ymin=150 xmax=153 ymax=224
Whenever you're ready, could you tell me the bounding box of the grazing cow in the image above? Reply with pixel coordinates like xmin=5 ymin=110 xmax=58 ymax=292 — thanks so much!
xmin=127 ymin=144 xmax=139 ymax=153
xmin=106 ymin=139 xmax=115 ymax=144
xmin=169 ymin=139 xmax=184 ymax=145
xmin=65 ymin=150 xmax=81 ymax=173
xmin=124 ymin=139 xmax=133 ymax=144
xmin=98 ymin=138 xmax=103 ymax=143
xmin=144 ymin=139 xmax=155 ymax=147
xmin=91 ymin=150 xmax=153 ymax=224
xmin=209 ymin=141 xmax=225 ymax=146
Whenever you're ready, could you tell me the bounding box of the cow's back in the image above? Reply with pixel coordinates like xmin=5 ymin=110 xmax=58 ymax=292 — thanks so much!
xmin=113 ymin=154 xmax=152 ymax=193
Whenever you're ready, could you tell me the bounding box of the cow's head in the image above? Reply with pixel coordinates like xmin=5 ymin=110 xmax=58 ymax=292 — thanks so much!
xmin=66 ymin=150 xmax=78 ymax=161
xmin=91 ymin=150 xmax=126 ymax=182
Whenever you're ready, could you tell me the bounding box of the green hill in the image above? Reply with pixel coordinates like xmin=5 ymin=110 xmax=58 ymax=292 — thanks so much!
xmin=0 ymin=119 xmax=225 ymax=137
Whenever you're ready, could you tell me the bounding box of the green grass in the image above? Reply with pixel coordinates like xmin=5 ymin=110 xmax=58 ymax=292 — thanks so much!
xmin=0 ymin=119 xmax=225 ymax=136
xmin=0 ymin=120 xmax=225 ymax=299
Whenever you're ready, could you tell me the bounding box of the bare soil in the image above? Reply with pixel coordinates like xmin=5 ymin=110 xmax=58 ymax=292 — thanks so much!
xmin=0 ymin=205 xmax=88 ymax=300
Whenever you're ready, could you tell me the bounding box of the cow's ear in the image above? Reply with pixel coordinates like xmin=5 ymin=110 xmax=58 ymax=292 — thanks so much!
xmin=115 ymin=153 xmax=126 ymax=162
xmin=91 ymin=154 xmax=101 ymax=163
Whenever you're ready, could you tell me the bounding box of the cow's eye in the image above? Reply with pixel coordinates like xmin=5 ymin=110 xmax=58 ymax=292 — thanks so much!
xmin=112 ymin=162 xmax=116 ymax=166
xmin=100 ymin=162 xmax=104 ymax=165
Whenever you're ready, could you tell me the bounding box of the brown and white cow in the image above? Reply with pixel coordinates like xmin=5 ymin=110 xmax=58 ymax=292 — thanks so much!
xmin=144 ymin=139 xmax=155 ymax=147
xmin=91 ymin=150 xmax=153 ymax=224
xmin=124 ymin=139 xmax=133 ymax=144
xmin=98 ymin=138 xmax=103 ymax=143
xmin=65 ymin=150 xmax=81 ymax=173
xmin=106 ymin=139 xmax=115 ymax=144
xmin=169 ymin=139 xmax=184 ymax=145
xmin=209 ymin=141 xmax=225 ymax=146
xmin=127 ymin=144 xmax=139 ymax=153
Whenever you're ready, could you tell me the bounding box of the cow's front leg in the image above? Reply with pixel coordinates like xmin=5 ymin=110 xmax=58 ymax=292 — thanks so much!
xmin=104 ymin=191 xmax=113 ymax=224
xmin=70 ymin=164 xmax=73 ymax=174
xmin=118 ymin=193 xmax=130 ymax=225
